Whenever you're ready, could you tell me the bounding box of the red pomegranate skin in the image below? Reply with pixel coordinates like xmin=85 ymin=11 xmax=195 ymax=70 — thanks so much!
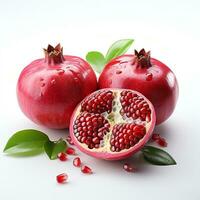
xmin=98 ymin=51 xmax=179 ymax=125
xmin=17 ymin=45 xmax=97 ymax=129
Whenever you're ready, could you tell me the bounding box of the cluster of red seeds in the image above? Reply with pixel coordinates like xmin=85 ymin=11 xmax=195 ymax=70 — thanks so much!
xmin=72 ymin=157 xmax=92 ymax=173
xmin=110 ymin=123 xmax=146 ymax=152
xmin=73 ymin=112 xmax=110 ymax=149
xmin=56 ymin=147 xmax=92 ymax=184
xmin=81 ymin=90 xmax=114 ymax=114
xmin=57 ymin=147 xmax=76 ymax=161
xmin=120 ymin=91 xmax=151 ymax=122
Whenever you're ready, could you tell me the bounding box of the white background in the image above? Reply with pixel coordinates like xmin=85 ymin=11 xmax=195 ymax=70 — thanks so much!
xmin=0 ymin=0 xmax=200 ymax=199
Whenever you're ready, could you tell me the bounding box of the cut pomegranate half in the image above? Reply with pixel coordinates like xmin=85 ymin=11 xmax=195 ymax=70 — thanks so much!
xmin=70 ymin=89 xmax=156 ymax=160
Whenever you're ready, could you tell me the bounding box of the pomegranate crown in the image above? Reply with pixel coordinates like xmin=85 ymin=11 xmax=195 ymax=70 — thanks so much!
xmin=44 ymin=43 xmax=64 ymax=64
xmin=134 ymin=49 xmax=151 ymax=68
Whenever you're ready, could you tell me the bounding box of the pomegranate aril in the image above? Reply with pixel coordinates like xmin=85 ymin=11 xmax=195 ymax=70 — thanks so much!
xmin=156 ymin=137 xmax=168 ymax=147
xmin=152 ymin=133 xmax=160 ymax=141
xmin=73 ymin=157 xmax=81 ymax=167
xmin=134 ymin=131 xmax=144 ymax=138
xmin=57 ymin=152 xmax=68 ymax=161
xmin=66 ymin=147 xmax=76 ymax=155
xmin=66 ymin=135 xmax=74 ymax=145
xmin=81 ymin=137 xmax=87 ymax=143
xmin=88 ymin=143 xmax=94 ymax=149
xmin=92 ymin=137 xmax=100 ymax=144
xmin=133 ymin=125 xmax=143 ymax=131
xmin=56 ymin=173 xmax=68 ymax=184
xmin=123 ymin=163 xmax=135 ymax=172
xmin=151 ymin=133 xmax=167 ymax=147
xmin=81 ymin=165 xmax=92 ymax=174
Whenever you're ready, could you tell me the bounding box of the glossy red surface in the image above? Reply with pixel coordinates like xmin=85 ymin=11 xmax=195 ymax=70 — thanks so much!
xmin=98 ymin=54 xmax=179 ymax=124
xmin=17 ymin=48 xmax=97 ymax=129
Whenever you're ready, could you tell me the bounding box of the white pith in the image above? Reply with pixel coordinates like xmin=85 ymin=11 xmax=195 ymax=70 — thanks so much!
xmin=73 ymin=90 xmax=151 ymax=153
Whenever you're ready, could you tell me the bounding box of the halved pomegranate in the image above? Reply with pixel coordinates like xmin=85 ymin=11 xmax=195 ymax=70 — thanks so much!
xmin=70 ymin=89 xmax=156 ymax=160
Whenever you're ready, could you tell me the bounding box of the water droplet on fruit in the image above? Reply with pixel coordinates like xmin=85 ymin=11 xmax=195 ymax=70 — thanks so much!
xmin=57 ymin=69 xmax=65 ymax=75
xmin=116 ymin=70 xmax=122 ymax=74
xmin=51 ymin=79 xmax=56 ymax=85
xmin=146 ymin=73 xmax=153 ymax=81
xmin=74 ymin=78 xmax=79 ymax=82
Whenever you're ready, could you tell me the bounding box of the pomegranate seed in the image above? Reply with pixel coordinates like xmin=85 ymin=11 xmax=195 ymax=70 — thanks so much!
xmin=81 ymin=165 xmax=92 ymax=174
xmin=123 ymin=163 xmax=135 ymax=172
xmin=57 ymin=152 xmax=68 ymax=161
xmin=66 ymin=147 xmax=76 ymax=155
xmin=73 ymin=157 xmax=81 ymax=167
xmin=152 ymin=133 xmax=160 ymax=141
xmin=151 ymin=133 xmax=167 ymax=147
xmin=56 ymin=173 xmax=68 ymax=184
xmin=156 ymin=137 xmax=168 ymax=147
xmin=66 ymin=135 xmax=74 ymax=145
xmin=146 ymin=73 xmax=153 ymax=81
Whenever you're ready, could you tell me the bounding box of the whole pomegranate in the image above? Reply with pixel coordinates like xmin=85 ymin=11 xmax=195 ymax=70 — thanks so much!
xmin=70 ymin=89 xmax=156 ymax=160
xmin=17 ymin=44 xmax=97 ymax=129
xmin=98 ymin=49 xmax=179 ymax=125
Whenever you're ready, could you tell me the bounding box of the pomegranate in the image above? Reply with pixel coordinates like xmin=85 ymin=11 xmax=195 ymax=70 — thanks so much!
xmin=70 ymin=89 xmax=156 ymax=160
xmin=17 ymin=44 xmax=97 ymax=129
xmin=98 ymin=49 xmax=179 ymax=124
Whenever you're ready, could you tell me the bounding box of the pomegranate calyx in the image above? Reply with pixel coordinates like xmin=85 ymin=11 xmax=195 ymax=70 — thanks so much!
xmin=134 ymin=49 xmax=151 ymax=69
xmin=44 ymin=43 xmax=65 ymax=64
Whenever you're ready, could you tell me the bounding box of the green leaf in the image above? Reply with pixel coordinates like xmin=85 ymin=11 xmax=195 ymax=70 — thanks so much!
xmin=44 ymin=139 xmax=67 ymax=160
xmin=3 ymin=129 xmax=49 ymax=156
xmin=141 ymin=146 xmax=177 ymax=166
xmin=105 ymin=39 xmax=134 ymax=63
xmin=86 ymin=51 xmax=106 ymax=73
